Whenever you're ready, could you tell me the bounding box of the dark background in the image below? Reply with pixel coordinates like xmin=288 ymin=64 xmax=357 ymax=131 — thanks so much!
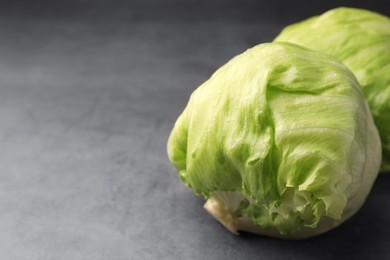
xmin=0 ymin=0 xmax=389 ymax=259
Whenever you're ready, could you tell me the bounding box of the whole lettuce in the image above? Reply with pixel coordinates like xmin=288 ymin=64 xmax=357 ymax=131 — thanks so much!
xmin=274 ymin=7 xmax=390 ymax=172
xmin=167 ymin=42 xmax=381 ymax=238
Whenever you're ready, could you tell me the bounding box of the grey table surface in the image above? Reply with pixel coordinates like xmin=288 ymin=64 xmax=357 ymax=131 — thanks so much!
xmin=0 ymin=1 xmax=389 ymax=259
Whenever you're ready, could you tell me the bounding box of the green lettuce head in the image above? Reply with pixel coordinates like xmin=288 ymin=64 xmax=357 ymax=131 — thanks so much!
xmin=167 ymin=42 xmax=381 ymax=238
xmin=274 ymin=7 xmax=390 ymax=172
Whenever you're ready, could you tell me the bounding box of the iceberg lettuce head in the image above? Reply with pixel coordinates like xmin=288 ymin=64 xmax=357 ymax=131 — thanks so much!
xmin=274 ymin=7 xmax=390 ymax=172
xmin=167 ymin=42 xmax=381 ymax=238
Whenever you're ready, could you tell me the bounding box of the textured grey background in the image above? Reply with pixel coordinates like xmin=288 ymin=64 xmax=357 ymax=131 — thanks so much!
xmin=0 ymin=1 xmax=389 ymax=259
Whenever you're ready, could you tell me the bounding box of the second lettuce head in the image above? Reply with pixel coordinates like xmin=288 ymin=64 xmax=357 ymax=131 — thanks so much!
xmin=274 ymin=7 xmax=390 ymax=172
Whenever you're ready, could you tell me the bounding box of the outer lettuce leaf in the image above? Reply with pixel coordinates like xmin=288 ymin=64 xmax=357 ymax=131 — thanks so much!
xmin=274 ymin=7 xmax=390 ymax=172
xmin=167 ymin=42 xmax=381 ymax=237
